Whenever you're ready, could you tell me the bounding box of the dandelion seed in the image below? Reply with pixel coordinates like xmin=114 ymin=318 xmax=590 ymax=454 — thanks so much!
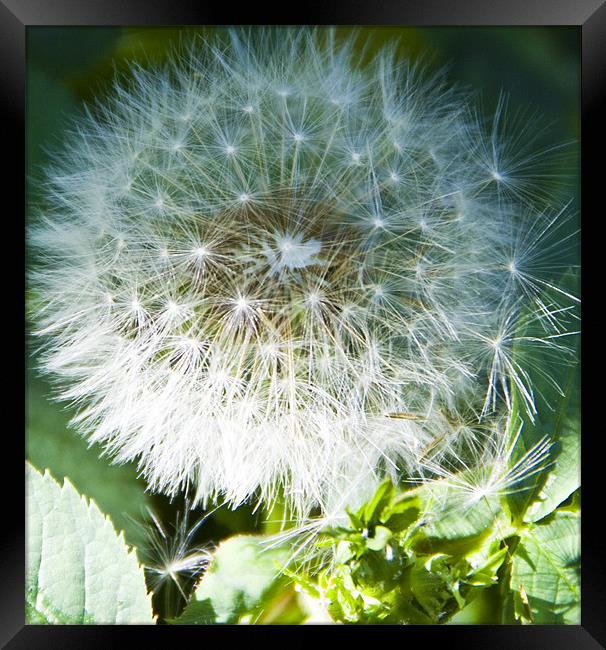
xmin=372 ymin=217 xmax=385 ymax=230
xmin=420 ymin=418 xmax=553 ymax=510
xmin=139 ymin=504 xmax=212 ymax=618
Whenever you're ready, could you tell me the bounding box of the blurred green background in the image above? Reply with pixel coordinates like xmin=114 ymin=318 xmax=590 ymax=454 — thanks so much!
xmin=25 ymin=26 xmax=580 ymax=619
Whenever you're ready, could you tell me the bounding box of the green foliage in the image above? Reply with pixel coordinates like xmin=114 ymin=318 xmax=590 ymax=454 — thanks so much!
xmin=415 ymin=487 xmax=506 ymax=554
xmin=505 ymin=273 xmax=580 ymax=525
xmin=287 ymin=480 xmax=505 ymax=624
xmin=173 ymin=535 xmax=292 ymax=624
xmin=523 ymin=423 xmax=579 ymax=524
xmin=287 ymin=462 xmax=580 ymax=624
xmin=522 ymin=358 xmax=580 ymax=522
xmin=26 ymin=462 xmax=154 ymax=624
xmin=511 ymin=510 xmax=580 ymax=624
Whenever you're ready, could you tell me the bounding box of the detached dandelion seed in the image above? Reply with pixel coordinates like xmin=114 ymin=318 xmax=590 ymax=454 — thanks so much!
xmin=139 ymin=504 xmax=212 ymax=618
xmin=30 ymin=28 xmax=577 ymax=520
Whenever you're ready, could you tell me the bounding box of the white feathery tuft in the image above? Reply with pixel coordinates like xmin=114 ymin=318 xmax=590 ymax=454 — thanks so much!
xmin=29 ymin=28 xmax=577 ymax=519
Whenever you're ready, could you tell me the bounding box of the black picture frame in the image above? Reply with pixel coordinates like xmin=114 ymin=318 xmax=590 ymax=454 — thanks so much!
xmin=4 ymin=1 xmax=604 ymax=647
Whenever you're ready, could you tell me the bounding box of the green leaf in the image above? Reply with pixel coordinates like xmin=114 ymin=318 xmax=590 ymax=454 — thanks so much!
xmin=26 ymin=373 xmax=152 ymax=548
xmin=360 ymin=479 xmax=394 ymax=526
xmin=447 ymin=587 xmax=500 ymax=624
xmin=26 ymin=461 xmax=154 ymax=624
xmin=506 ymin=271 xmax=579 ymax=524
xmin=174 ymin=535 xmax=289 ymax=624
xmin=523 ymin=368 xmax=580 ymax=522
xmin=381 ymin=493 xmax=421 ymax=533
xmin=414 ymin=485 xmax=504 ymax=555
xmin=409 ymin=562 xmax=453 ymax=620
xmin=511 ymin=510 xmax=580 ymax=624
xmin=464 ymin=547 xmax=508 ymax=587
xmin=558 ymin=488 xmax=581 ymax=513
xmin=365 ymin=526 xmax=392 ymax=552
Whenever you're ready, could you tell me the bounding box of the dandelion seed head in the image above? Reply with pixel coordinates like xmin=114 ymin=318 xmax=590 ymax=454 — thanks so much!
xmin=30 ymin=28 xmax=577 ymax=519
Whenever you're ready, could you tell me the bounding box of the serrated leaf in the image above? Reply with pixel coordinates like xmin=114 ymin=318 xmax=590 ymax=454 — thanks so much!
xmin=174 ymin=535 xmax=288 ymax=624
xmin=26 ymin=462 xmax=154 ymax=624
xmin=511 ymin=510 xmax=580 ymax=624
